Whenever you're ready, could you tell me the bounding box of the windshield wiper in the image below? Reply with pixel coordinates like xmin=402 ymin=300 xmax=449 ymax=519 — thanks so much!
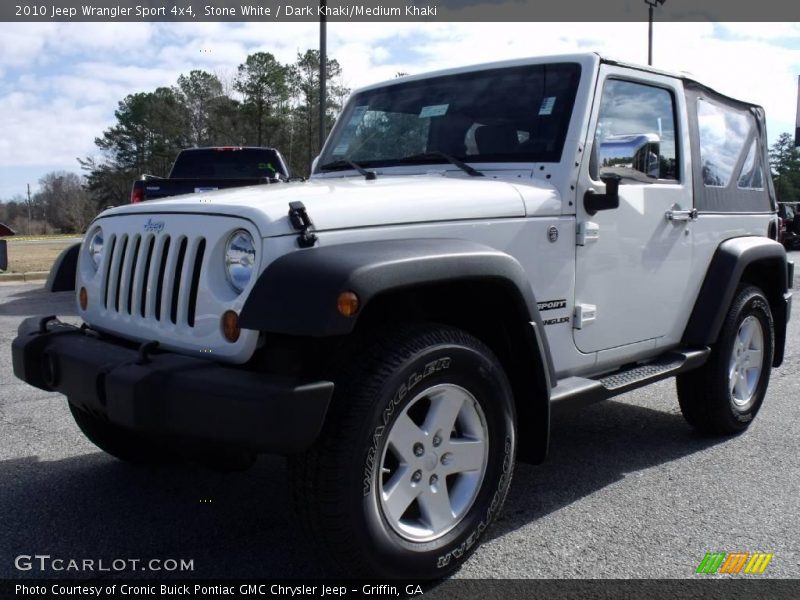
xmin=318 ymin=159 xmax=377 ymax=181
xmin=395 ymin=151 xmax=484 ymax=177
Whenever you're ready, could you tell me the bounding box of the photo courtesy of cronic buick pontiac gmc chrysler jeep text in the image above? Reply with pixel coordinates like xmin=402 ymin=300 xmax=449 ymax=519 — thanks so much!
xmin=12 ymin=53 xmax=793 ymax=578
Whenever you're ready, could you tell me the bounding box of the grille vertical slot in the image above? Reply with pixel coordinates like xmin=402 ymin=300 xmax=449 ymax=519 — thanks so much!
xmin=102 ymin=235 xmax=117 ymax=309
xmin=145 ymin=235 xmax=168 ymax=319
xmin=113 ymin=235 xmax=129 ymax=313
xmin=124 ymin=235 xmax=141 ymax=314
xmin=154 ymin=236 xmax=171 ymax=322
xmin=136 ymin=235 xmax=155 ymax=318
xmin=187 ymin=239 xmax=206 ymax=327
xmin=169 ymin=237 xmax=188 ymax=324
xmin=108 ymin=234 xmax=128 ymax=312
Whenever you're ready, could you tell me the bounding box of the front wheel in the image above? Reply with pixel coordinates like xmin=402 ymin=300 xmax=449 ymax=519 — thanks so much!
xmin=289 ymin=324 xmax=516 ymax=578
xmin=677 ymin=285 xmax=774 ymax=435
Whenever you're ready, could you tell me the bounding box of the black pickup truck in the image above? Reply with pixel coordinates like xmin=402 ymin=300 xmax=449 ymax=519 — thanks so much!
xmin=130 ymin=146 xmax=291 ymax=203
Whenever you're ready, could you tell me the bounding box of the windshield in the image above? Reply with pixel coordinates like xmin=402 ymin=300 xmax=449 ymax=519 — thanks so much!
xmin=318 ymin=62 xmax=581 ymax=172
xmin=170 ymin=148 xmax=286 ymax=179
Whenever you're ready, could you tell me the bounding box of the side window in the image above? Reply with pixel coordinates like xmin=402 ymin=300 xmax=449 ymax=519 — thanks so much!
xmin=594 ymin=79 xmax=678 ymax=181
xmin=737 ymin=139 xmax=764 ymax=190
xmin=697 ymin=99 xmax=763 ymax=190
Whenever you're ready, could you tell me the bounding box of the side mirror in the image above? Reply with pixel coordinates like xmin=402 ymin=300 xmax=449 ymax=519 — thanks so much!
xmin=584 ymin=174 xmax=621 ymax=215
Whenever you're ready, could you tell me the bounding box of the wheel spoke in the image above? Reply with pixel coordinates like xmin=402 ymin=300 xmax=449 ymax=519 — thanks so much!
xmin=423 ymin=388 xmax=465 ymax=438
xmin=745 ymin=348 xmax=763 ymax=367
xmin=743 ymin=371 xmax=754 ymax=396
xmin=734 ymin=372 xmax=747 ymax=400
xmin=740 ymin=319 xmax=756 ymax=348
xmin=388 ymin=412 xmax=425 ymax=463
xmin=441 ymin=439 xmax=485 ymax=475
xmin=418 ymin=487 xmax=455 ymax=533
xmin=381 ymin=466 xmax=419 ymax=523
xmin=728 ymin=360 xmax=738 ymax=393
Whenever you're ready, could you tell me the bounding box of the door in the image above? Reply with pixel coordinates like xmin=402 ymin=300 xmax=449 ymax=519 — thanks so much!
xmin=574 ymin=66 xmax=694 ymax=353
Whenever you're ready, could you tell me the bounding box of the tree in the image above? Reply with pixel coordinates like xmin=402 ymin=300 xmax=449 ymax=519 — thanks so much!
xmin=206 ymin=95 xmax=249 ymax=146
xmin=769 ymin=132 xmax=800 ymax=203
xmin=234 ymin=52 xmax=291 ymax=147
xmin=34 ymin=172 xmax=95 ymax=233
xmin=176 ymin=70 xmax=225 ymax=146
xmin=84 ymin=87 xmax=191 ymax=208
xmin=0 ymin=197 xmax=24 ymax=231
xmin=289 ymin=50 xmax=349 ymax=175
xmin=77 ymin=156 xmax=132 ymax=209
xmin=95 ymin=87 xmax=190 ymax=176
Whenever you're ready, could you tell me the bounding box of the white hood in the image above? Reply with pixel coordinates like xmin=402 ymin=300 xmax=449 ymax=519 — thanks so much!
xmin=103 ymin=174 xmax=557 ymax=237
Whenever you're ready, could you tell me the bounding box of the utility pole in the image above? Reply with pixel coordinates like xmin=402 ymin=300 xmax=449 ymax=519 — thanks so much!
xmin=644 ymin=0 xmax=666 ymax=67
xmin=26 ymin=183 xmax=32 ymax=235
xmin=648 ymin=4 xmax=653 ymax=66
xmin=795 ymin=74 xmax=799 ymax=148
xmin=319 ymin=0 xmax=327 ymax=152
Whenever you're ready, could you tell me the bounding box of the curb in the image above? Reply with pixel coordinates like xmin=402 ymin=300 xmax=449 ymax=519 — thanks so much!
xmin=0 ymin=271 xmax=49 ymax=283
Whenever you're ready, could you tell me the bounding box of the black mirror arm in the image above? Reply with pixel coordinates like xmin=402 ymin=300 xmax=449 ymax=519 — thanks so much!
xmin=584 ymin=174 xmax=621 ymax=215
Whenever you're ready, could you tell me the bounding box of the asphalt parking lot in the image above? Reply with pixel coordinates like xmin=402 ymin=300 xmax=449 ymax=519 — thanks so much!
xmin=1 ymin=258 xmax=798 ymax=580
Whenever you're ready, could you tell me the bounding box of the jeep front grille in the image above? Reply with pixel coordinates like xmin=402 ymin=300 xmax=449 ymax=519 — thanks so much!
xmin=101 ymin=233 xmax=206 ymax=327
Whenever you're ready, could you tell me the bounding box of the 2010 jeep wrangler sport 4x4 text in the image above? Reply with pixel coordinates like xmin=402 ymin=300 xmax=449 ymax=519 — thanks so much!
xmin=13 ymin=54 xmax=794 ymax=578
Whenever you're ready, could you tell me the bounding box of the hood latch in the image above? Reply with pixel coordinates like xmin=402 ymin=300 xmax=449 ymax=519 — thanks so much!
xmin=288 ymin=201 xmax=318 ymax=248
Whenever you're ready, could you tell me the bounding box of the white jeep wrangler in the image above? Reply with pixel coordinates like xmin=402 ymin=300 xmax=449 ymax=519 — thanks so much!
xmin=13 ymin=53 xmax=793 ymax=578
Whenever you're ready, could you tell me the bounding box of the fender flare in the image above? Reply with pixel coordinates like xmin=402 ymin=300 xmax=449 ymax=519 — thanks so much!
xmin=240 ymin=238 xmax=555 ymax=385
xmin=682 ymin=237 xmax=790 ymax=366
xmin=45 ymin=242 xmax=80 ymax=292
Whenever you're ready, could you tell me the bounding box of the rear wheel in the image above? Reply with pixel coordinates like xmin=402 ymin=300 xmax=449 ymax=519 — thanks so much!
xmin=677 ymin=285 xmax=774 ymax=434
xmin=289 ymin=324 xmax=516 ymax=578
xmin=68 ymin=402 xmax=174 ymax=465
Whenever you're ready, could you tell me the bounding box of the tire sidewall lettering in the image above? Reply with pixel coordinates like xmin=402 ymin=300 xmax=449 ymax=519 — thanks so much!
xmin=436 ymin=435 xmax=512 ymax=570
xmin=363 ymin=356 xmax=451 ymax=496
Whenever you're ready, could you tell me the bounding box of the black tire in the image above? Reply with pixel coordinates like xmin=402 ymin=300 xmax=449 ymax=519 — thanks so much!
xmin=289 ymin=324 xmax=516 ymax=578
xmin=677 ymin=285 xmax=774 ymax=435
xmin=68 ymin=402 xmax=174 ymax=465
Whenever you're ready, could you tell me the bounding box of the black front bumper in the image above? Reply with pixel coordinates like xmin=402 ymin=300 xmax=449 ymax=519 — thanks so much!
xmin=11 ymin=317 xmax=334 ymax=454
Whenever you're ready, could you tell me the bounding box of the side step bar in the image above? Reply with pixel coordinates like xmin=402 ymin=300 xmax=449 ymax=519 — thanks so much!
xmin=550 ymin=348 xmax=710 ymax=412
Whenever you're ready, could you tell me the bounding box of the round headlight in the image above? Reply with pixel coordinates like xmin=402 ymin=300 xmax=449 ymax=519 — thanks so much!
xmin=224 ymin=230 xmax=256 ymax=293
xmin=88 ymin=228 xmax=104 ymax=269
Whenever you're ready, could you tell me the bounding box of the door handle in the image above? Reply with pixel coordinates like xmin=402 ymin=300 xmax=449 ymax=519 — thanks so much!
xmin=665 ymin=205 xmax=697 ymax=222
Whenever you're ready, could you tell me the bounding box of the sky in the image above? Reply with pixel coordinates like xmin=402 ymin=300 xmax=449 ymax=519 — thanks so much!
xmin=1 ymin=21 xmax=799 ymax=200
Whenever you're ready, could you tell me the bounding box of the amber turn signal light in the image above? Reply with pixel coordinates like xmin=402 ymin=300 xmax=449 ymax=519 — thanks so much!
xmin=79 ymin=287 xmax=88 ymax=311
xmin=222 ymin=310 xmax=241 ymax=343
xmin=337 ymin=291 xmax=360 ymax=317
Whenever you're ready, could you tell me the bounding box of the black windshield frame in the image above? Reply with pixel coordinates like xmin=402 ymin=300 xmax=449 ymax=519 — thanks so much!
xmin=317 ymin=62 xmax=581 ymax=172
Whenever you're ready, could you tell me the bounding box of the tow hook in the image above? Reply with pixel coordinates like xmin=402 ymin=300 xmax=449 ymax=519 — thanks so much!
xmin=136 ymin=340 xmax=160 ymax=365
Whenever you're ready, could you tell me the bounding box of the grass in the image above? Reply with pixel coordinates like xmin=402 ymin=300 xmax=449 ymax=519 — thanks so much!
xmin=1 ymin=238 xmax=81 ymax=274
xmin=0 ymin=233 xmax=82 ymax=242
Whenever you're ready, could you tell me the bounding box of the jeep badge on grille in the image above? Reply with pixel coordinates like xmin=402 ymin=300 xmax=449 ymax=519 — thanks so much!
xmin=143 ymin=218 xmax=165 ymax=233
